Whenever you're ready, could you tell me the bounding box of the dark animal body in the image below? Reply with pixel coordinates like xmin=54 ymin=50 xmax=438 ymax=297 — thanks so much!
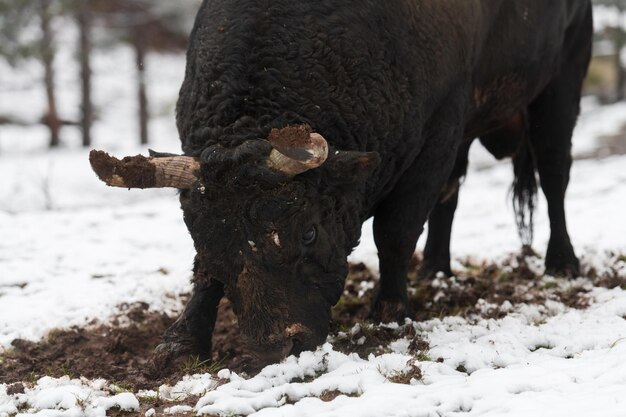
xmin=91 ymin=0 xmax=592 ymax=368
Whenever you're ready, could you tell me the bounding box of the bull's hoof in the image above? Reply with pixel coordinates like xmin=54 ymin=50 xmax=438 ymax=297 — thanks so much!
xmin=545 ymin=258 xmax=580 ymax=278
xmin=417 ymin=262 xmax=453 ymax=280
xmin=545 ymin=244 xmax=580 ymax=278
xmin=145 ymin=341 xmax=197 ymax=379
xmin=370 ymin=298 xmax=414 ymax=324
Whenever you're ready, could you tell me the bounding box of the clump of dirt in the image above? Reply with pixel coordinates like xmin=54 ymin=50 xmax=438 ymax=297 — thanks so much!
xmin=1 ymin=302 xmax=176 ymax=390
xmin=105 ymin=395 xmax=203 ymax=417
xmin=408 ymin=252 xmax=546 ymax=321
xmin=268 ymin=124 xmax=313 ymax=150
xmin=331 ymin=252 xmax=626 ymax=326
xmin=387 ymin=360 xmax=423 ymax=384
xmin=418 ymin=251 xmax=626 ymax=317
xmin=330 ymin=317 xmax=429 ymax=359
xmin=319 ymin=389 xmax=360 ymax=402
xmin=89 ymin=150 xmax=157 ymax=188
xmin=0 ymin=299 xmax=247 ymax=391
xmin=6 ymin=382 xmax=25 ymax=395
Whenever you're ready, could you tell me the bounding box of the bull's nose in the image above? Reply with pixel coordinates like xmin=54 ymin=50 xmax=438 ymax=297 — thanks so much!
xmin=289 ymin=337 xmax=305 ymax=356
xmin=284 ymin=323 xmax=312 ymax=356
xmin=285 ymin=323 xmax=311 ymax=338
xmin=280 ymin=337 xmax=295 ymax=358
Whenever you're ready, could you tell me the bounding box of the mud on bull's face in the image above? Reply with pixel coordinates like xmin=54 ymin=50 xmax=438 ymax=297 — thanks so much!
xmin=88 ymin=126 xmax=379 ymax=365
xmin=180 ymin=161 xmax=370 ymax=364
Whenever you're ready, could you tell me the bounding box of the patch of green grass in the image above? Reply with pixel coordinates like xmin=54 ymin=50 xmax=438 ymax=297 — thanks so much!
xmin=110 ymin=381 xmax=134 ymax=394
xmin=138 ymin=392 xmax=165 ymax=411
xmin=331 ymin=321 xmax=355 ymax=335
xmin=496 ymin=271 xmax=513 ymax=282
xmin=414 ymin=351 xmax=432 ymax=362
xmin=25 ymin=371 xmax=39 ymax=385
xmin=58 ymin=364 xmax=75 ymax=379
xmin=139 ymin=394 xmax=159 ymax=404
xmin=180 ymin=356 xmax=212 ymax=375
xmin=180 ymin=353 xmax=230 ymax=376
xmin=542 ymin=280 xmax=560 ymax=290
xmin=44 ymin=367 xmax=57 ymax=378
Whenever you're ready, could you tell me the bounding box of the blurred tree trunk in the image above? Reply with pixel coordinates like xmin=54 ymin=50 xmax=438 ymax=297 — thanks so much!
xmin=40 ymin=0 xmax=61 ymax=148
xmin=615 ymin=34 xmax=625 ymax=101
xmin=615 ymin=6 xmax=626 ymax=101
xmin=77 ymin=0 xmax=93 ymax=147
xmin=133 ymin=28 xmax=149 ymax=145
xmin=609 ymin=2 xmax=626 ymax=101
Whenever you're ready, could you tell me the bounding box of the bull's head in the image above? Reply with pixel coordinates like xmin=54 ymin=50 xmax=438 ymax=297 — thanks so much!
xmin=90 ymin=125 xmax=378 ymax=365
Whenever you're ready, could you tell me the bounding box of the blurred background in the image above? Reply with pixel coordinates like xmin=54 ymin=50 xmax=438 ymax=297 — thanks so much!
xmin=0 ymin=0 xmax=199 ymax=153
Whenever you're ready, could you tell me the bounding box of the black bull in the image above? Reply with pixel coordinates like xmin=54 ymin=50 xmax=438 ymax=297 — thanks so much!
xmin=91 ymin=0 xmax=592 ymax=368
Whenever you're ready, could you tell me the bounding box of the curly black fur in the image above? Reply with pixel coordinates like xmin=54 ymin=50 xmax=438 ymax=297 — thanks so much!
xmin=167 ymin=0 xmax=592 ymax=362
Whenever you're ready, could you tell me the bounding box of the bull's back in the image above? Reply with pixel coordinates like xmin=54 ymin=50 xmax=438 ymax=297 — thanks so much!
xmin=178 ymin=0 xmax=591 ymax=156
xmin=465 ymin=0 xmax=592 ymax=137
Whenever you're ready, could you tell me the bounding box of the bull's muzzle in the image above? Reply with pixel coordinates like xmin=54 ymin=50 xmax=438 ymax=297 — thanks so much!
xmin=249 ymin=322 xmax=314 ymax=365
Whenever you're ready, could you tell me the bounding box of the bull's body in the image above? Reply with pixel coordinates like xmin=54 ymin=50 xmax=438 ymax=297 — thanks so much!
xmin=179 ymin=0 xmax=589 ymax=197
xmin=98 ymin=0 xmax=593 ymax=368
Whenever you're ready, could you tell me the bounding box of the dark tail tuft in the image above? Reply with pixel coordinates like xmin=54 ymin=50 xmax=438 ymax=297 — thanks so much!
xmin=511 ymin=130 xmax=538 ymax=246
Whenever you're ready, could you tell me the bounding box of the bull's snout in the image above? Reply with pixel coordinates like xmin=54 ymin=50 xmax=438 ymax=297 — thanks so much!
xmin=284 ymin=323 xmax=313 ymax=356
xmin=249 ymin=323 xmax=314 ymax=366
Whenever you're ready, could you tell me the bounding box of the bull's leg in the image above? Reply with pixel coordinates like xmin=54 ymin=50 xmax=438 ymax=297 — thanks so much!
xmin=372 ymin=93 xmax=466 ymax=323
xmin=155 ymin=280 xmax=223 ymax=359
xmin=150 ymin=261 xmax=224 ymax=374
xmin=528 ymin=93 xmax=580 ymax=276
xmin=419 ymin=141 xmax=472 ymax=279
xmin=527 ymin=54 xmax=590 ymax=277
xmin=419 ymin=186 xmax=459 ymax=279
xmin=420 ymin=116 xmax=529 ymax=279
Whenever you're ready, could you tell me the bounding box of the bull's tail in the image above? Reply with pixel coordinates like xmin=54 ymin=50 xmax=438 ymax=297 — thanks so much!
xmin=511 ymin=127 xmax=538 ymax=246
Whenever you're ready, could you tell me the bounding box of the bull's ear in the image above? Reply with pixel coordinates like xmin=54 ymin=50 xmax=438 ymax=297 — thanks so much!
xmin=324 ymin=150 xmax=380 ymax=186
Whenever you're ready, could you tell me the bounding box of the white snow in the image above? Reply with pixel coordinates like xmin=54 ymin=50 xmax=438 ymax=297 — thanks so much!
xmin=2 ymin=10 xmax=626 ymax=417
xmin=0 ymin=377 xmax=140 ymax=417
xmin=96 ymin=392 xmax=140 ymax=412
xmin=177 ymin=288 xmax=626 ymax=417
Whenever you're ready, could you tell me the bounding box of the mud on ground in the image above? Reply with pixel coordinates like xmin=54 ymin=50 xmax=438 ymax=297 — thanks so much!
xmin=0 ymin=299 xmax=247 ymax=391
xmin=1 ymin=252 xmax=625 ymax=413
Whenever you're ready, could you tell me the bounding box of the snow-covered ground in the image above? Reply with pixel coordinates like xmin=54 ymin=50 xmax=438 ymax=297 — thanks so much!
xmin=2 ymin=15 xmax=626 ymax=417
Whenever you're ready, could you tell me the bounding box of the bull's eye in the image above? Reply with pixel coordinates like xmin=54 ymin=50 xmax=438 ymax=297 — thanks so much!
xmin=302 ymin=225 xmax=317 ymax=245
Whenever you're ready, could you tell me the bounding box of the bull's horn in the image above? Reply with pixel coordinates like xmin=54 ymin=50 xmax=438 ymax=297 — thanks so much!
xmin=89 ymin=150 xmax=200 ymax=189
xmin=266 ymin=125 xmax=328 ymax=176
